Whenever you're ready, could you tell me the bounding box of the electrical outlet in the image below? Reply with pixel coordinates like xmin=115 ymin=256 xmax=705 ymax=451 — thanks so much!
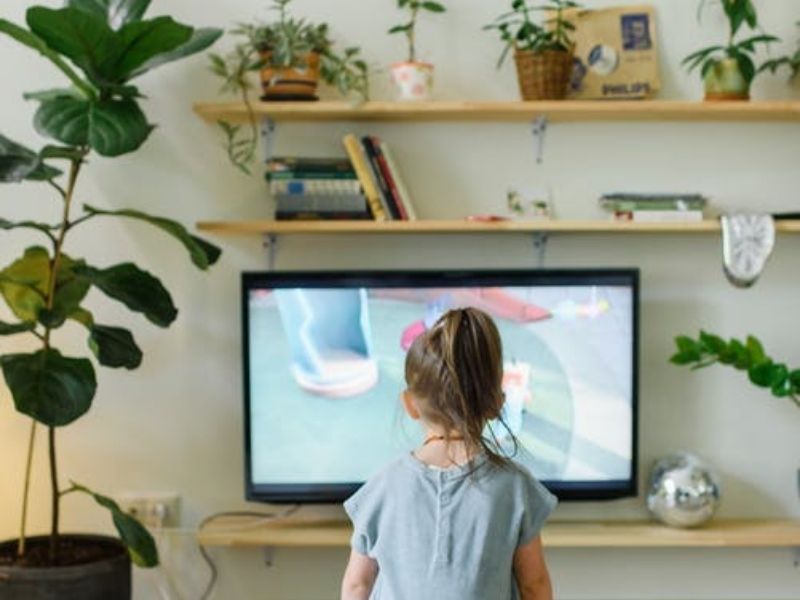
xmin=116 ymin=493 xmax=180 ymax=529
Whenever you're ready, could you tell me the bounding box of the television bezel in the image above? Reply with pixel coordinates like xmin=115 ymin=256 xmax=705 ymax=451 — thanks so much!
xmin=241 ymin=269 xmax=640 ymax=504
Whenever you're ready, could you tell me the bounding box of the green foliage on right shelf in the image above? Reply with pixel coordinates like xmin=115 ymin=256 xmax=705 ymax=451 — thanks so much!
xmin=671 ymin=332 xmax=800 ymax=409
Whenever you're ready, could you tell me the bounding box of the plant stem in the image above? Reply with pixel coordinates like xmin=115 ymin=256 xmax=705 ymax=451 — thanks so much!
xmin=48 ymin=426 xmax=58 ymax=563
xmin=16 ymin=420 xmax=37 ymax=558
xmin=408 ymin=6 xmax=419 ymax=63
xmin=42 ymin=156 xmax=83 ymax=564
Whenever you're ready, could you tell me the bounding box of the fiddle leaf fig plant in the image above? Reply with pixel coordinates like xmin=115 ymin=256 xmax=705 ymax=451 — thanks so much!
xmin=0 ymin=0 xmax=221 ymax=568
xmin=671 ymin=332 xmax=800 ymax=409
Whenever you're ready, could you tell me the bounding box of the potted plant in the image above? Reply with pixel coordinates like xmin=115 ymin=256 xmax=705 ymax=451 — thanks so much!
xmin=210 ymin=0 xmax=370 ymax=174
xmin=388 ymin=0 xmax=446 ymax=101
xmin=0 ymin=2 xmax=221 ymax=598
xmin=671 ymin=332 xmax=799 ymax=409
xmin=485 ymin=0 xmax=581 ymax=101
xmin=682 ymin=0 xmax=780 ymax=101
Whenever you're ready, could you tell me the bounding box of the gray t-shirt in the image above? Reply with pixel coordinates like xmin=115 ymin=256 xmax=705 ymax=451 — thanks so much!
xmin=343 ymin=452 xmax=557 ymax=600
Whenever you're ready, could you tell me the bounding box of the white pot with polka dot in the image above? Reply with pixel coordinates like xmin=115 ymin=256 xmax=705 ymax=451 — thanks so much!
xmin=390 ymin=61 xmax=434 ymax=101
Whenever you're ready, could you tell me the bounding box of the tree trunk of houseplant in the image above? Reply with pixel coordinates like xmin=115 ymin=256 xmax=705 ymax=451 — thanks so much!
xmin=704 ymin=58 xmax=750 ymax=101
xmin=259 ymin=50 xmax=321 ymax=101
xmin=514 ymin=48 xmax=574 ymax=101
xmin=0 ymin=535 xmax=131 ymax=600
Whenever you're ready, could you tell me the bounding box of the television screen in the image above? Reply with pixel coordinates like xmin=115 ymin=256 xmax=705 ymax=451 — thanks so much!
xmin=243 ymin=270 xmax=639 ymax=503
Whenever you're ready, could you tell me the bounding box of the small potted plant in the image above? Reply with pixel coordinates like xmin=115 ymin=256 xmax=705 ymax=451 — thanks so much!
xmin=388 ymin=0 xmax=446 ymax=101
xmin=671 ymin=332 xmax=799 ymax=409
xmin=210 ymin=0 xmax=370 ymax=173
xmin=485 ymin=0 xmax=580 ymax=101
xmin=682 ymin=0 xmax=780 ymax=101
xmin=0 ymin=2 xmax=221 ymax=598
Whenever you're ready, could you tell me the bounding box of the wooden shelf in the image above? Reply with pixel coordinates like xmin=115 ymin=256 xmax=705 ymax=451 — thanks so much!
xmin=197 ymin=518 xmax=800 ymax=549
xmin=196 ymin=219 xmax=800 ymax=236
xmin=193 ymin=100 xmax=800 ymax=124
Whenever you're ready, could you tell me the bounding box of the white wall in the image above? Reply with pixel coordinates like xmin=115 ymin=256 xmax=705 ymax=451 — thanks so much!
xmin=1 ymin=0 xmax=799 ymax=598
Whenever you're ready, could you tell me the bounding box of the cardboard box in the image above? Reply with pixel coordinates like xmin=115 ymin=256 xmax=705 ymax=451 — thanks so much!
xmin=566 ymin=5 xmax=660 ymax=99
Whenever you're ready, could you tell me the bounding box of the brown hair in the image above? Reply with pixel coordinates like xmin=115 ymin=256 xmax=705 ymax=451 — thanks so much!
xmin=404 ymin=307 xmax=516 ymax=467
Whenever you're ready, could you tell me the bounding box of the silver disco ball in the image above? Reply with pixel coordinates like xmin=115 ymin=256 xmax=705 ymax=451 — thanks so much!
xmin=646 ymin=453 xmax=721 ymax=528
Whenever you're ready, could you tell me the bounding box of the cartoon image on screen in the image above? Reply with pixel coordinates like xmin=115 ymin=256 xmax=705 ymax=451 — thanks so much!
xmin=248 ymin=279 xmax=634 ymax=493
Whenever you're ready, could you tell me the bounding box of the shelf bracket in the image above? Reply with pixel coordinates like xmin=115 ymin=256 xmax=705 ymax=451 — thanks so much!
xmin=263 ymin=233 xmax=278 ymax=271
xmin=264 ymin=546 xmax=275 ymax=568
xmin=793 ymin=546 xmax=800 ymax=568
xmin=260 ymin=117 xmax=277 ymax=163
xmin=531 ymin=116 xmax=548 ymax=164
xmin=532 ymin=232 xmax=549 ymax=268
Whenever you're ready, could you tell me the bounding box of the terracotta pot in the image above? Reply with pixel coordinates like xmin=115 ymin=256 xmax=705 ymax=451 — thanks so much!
xmin=259 ymin=50 xmax=321 ymax=101
xmin=514 ymin=49 xmax=574 ymax=101
xmin=703 ymin=58 xmax=750 ymax=101
xmin=390 ymin=61 xmax=434 ymax=101
xmin=0 ymin=535 xmax=131 ymax=600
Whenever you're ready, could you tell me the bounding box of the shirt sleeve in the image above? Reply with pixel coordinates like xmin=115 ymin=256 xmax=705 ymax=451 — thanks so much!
xmin=343 ymin=479 xmax=381 ymax=557
xmin=517 ymin=470 xmax=558 ymax=548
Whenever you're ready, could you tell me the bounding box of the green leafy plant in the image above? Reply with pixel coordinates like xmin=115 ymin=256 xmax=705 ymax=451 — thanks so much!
xmin=209 ymin=0 xmax=369 ymax=174
xmin=484 ymin=0 xmax=580 ymax=67
xmin=388 ymin=0 xmax=446 ymax=64
xmin=761 ymin=23 xmax=800 ymax=79
xmin=671 ymin=332 xmax=800 ymax=409
xmin=682 ymin=0 xmax=780 ymax=86
xmin=0 ymin=0 xmax=221 ymax=568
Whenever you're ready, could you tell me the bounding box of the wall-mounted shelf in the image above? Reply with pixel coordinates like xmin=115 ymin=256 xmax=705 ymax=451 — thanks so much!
xmin=193 ymin=100 xmax=800 ymax=124
xmin=196 ymin=219 xmax=800 ymax=236
xmin=197 ymin=518 xmax=800 ymax=550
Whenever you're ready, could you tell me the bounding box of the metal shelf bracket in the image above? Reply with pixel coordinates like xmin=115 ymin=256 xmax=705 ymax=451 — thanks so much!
xmin=264 ymin=546 xmax=276 ymax=568
xmin=261 ymin=117 xmax=277 ymax=162
xmin=532 ymin=116 xmax=549 ymax=164
xmin=532 ymin=232 xmax=549 ymax=268
xmin=263 ymin=233 xmax=278 ymax=271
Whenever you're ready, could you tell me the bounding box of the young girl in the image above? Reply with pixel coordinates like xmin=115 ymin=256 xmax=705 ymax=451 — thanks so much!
xmin=341 ymin=307 xmax=556 ymax=600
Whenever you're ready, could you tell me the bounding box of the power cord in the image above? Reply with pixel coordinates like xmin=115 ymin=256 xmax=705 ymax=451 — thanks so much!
xmin=197 ymin=505 xmax=301 ymax=600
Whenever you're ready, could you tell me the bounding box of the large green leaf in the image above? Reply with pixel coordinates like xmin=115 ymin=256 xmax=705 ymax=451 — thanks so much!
xmin=103 ymin=17 xmax=192 ymax=79
xmin=0 ymin=321 xmax=35 ymax=335
xmin=0 ymin=18 xmax=96 ymax=98
xmin=34 ymin=96 xmax=91 ymax=147
xmin=89 ymin=98 xmax=154 ymax=156
xmin=129 ymin=27 xmax=222 ymax=79
xmin=68 ymin=0 xmax=152 ymax=29
xmin=75 ymin=263 xmax=177 ymax=327
xmin=89 ymin=324 xmax=142 ymax=369
xmin=26 ymin=6 xmax=116 ymax=85
xmin=0 ymin=134 xmax=61 ymax=183
xmin=0 ymin=349 xmax=96 ymax=427
xmin=0 ymin=247 xmax=89 ymax=328
xmin=83 ymin=205 xmax=221 ymax=269
xmin=70 ymin=483 xmax=158 ymax=568
xmin=34 ymin=96 xmax=153 ymax=157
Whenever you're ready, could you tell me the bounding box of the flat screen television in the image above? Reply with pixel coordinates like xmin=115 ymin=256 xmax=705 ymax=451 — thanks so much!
xmin=243 ymin=269 xmax=639 ymax=503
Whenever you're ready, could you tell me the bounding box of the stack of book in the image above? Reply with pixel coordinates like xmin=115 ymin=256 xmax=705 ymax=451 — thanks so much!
xmin=267 ymin=135 xmax=417 ymax=221
xmin=267 ymin=157 xmax=370 ymax=221
xmin=341 ymin=134 xmax=417 ymax=222
xmin=600 ymin=193 xmax=708 ymax=223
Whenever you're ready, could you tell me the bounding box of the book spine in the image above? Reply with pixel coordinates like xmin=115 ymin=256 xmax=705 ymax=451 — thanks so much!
xmin=269 ymin=179 xmax=362 ymax=196
xmin=614 ymin=210 xmax=705 ymax=223
xmin=266 ymin=171 xmax=357 ymax=181
xmin=342 ymin=134 xmax=387 ymax=221
xmin=267 ymin=157 xmax=354 ymax=172
xmin=379 ymin=141 xmax=417 ymax=221
xmin=361 ymin=137 xmax=400 ymax=220
xmin=276 ymin=211 xmax=373 ymax=221
xmin=602 ymin=200 xmax=707 ymax=212
xmin=276 ymin=194 xmax=368 ymax=212
xmin=371 ymin=137 xmax=408 ymax=221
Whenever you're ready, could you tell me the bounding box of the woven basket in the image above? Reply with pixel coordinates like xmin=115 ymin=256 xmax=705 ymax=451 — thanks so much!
xmin=514 ymin=49 xmax=574 ymax=101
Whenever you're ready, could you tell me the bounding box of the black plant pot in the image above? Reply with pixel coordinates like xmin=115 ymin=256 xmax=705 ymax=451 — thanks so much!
xmin=0 ymin=535 xmax=131 ymax=600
